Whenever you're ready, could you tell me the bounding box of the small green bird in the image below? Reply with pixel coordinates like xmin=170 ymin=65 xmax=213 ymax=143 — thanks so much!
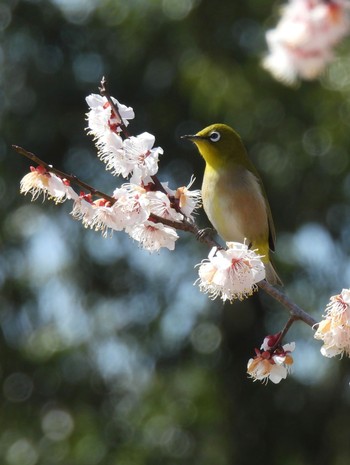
xmin=182 ymin=123 xmax=282 ymax=286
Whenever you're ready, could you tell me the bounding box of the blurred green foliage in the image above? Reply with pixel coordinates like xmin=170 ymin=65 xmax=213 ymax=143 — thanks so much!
xmin=2 ymin=0 xmax=350 ymax=464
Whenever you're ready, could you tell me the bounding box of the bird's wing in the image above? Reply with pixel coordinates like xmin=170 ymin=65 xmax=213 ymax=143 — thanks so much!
xmin=266 ymin=202 xmax=276 ymax=252
xmin=251 ymin=165 xmax=276 ymax=253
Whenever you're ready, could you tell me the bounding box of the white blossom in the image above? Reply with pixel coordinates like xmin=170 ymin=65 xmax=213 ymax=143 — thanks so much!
xmin=86 ymin=93 xmax=134 ymax=138
xmin=263 ymin=0 xmax=350 ymax=85
xmin=85 ymin=93 xmax=136 ymax=178
xmin=71 ymin=194 xmax=96 ymax=227
xmin=127 ymin=220 xmax=179 ymax=252
xmin=85 ymin=93 xmax=135 ymax=177
xmin=122 ymin=132 xmax=163 ymax=184
xmin=46 ymin=174 xmax=78 ymax=202
xmin=88 ymin=200 xmax=126 ymax=237
xmin=71 ymin=196 xmax=127 ymax=235
xmin=113 ymin=184 xmax=150 ymax=229
xmin=314 ymin=288 xmax=350 ymax=357
xmin=96 ymin=131 xmax=128 ymax=176
xmin=174 ymin=176 xmax=202 ymax=219
xmin=146 ymin=190 xmax=183 ymax=222
xmin=160 ymin=178 xmax=201 ymax=219
xmin=247 ymin=341 xmax=295 ymax=384
xmin=20 ymin=166 xmax=78 ymax=203
xmin=195 ymin=242 xmax=266 ymax=302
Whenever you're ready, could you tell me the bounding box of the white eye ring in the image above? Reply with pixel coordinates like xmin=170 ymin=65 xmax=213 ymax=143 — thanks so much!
xmin=209 ymin=131 xmax=221 ymax=142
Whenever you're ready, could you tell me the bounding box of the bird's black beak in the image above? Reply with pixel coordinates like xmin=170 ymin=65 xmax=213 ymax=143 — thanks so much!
xmin=181 ymin=134 xmax=206 ymax=142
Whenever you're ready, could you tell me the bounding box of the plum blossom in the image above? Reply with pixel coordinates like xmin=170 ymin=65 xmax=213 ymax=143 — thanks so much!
xmin=146 ymin=190 xmax=183 ymax=222
xmin=162 ymin=178 xmax=202 ymax=220
xmin=112 ymin=184 xmax=150 ymax=229
xmin=263 ymin=0 xmax=350 ymax=85
xmin=88 ymin=198 xmax=126 ymax=237
xmin=95 ymin=131 xmax=127 ymax=176
xmin=174 ymin=185 xmax=201 ymax=218
xmin=20 ymin=166 xmax=78 ymax=203
xmin=174 ymin=177 xmax=202 ymax=219
xmin=71 ymin=193 xmax=96 ymax=227
xmin=195 ymin=242 xmax=266 ymax=302
xmin=86 ymin=93 xmax=134 ymax=140
xmin=72 ymin=186 xmax=149 ymax=236
xmin=314 ymin=288 xmax=350 ymax=357
xmin=127 ymin=220 xmax=179 ymax=252
xmin=247 ymin=337 xmax=295 ymax=384
xmin=123 ymin=132 xmax=163 ymax=184
xmin=86 ymin=94 xmax=134 ymax=177
xmin=90 ymin=127 xmax=163 ymax=182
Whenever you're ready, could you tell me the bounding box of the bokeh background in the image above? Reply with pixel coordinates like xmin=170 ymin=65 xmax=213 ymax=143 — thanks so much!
xmin=2 ymin=0 xmax=350 ymax=464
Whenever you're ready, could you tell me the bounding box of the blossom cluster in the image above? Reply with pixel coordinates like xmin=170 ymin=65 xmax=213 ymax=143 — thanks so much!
xmin=20 ymin=166 xmax=77 ymax=204
xmin=263 ymin=0 xmax=350 ymax=85
xmin=20 ymin=94 xmax=201 ymax=253
xmin=195 ymin=242 xmax=266 ymax=302
xmin=247 ymin=333 xmax=295 ymax=384
xmin=314 ymin=288 xmax=350 ymax=358
xmin=86 ymin=94 xmax=160 ymax=184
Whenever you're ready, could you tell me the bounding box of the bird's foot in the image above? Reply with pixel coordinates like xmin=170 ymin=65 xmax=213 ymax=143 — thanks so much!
xmin=196 ymin=227 xmax=217 ymax=243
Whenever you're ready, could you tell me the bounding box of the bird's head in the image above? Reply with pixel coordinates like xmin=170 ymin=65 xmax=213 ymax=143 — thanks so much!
xmin=181 ymin=123 xmax=247 ymax=168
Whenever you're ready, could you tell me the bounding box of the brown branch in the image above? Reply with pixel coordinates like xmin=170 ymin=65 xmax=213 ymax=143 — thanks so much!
xmin=12 ymin=145 xmax=219 ymax=242
xmin=149 ymin=214 xmax=194 ymax=233
xmin=278 ymin=316 xmax=297 ymax=341
xmin=258 ymin=279 xmax=318 ymax=328
xmin=269 ymin=316 xmax=298 ymax=353
xmin=150 ymin=214 xmax=222 ymax=248
xmin=12 ymin=145 xmax=116 ymax=204
xmin=99 ymin=76 xmax=131 ymax=138
xmin=99 ymin=78 xmax=171 ymax=200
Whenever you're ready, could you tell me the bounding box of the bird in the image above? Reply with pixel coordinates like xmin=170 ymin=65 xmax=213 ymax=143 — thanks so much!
xmin=182 ymin=123 xmax=282 ymax=286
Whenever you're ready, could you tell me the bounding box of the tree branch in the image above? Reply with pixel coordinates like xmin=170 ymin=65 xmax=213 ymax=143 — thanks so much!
xmin=99 ymin=76 xmax=131 ymax=138
xmin=258 ymin=279 xmax=318 ymax=328
xmin=12 ymin=145 xmax=116 ymax=204
xmin=12 ymin=145 xmax=224 ymax=245
xmin=269 ymin=316 xmax=298 ymax=353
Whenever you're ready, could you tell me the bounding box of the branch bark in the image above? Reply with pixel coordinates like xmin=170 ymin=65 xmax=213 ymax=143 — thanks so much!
xmin=12 ymin=145 xmax=116 ymax=204
xmin=258 ymin=280 xmax=318 ymax=328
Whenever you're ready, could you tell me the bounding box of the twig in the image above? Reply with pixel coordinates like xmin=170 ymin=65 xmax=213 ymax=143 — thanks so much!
xmin=99 ymin=78 xmax=171 ymax=200
xmin=12 ymin=145 xmax=116 ymax=204
xmin=270 ymin=316 xmax=298 ymax=352
xmin=258 ymin=279 xmax=318 ymax=328
xmin=99 ymin=77 xmax=131 ymax=138
xmin=12 ymin=145 xmax=218 ymax=239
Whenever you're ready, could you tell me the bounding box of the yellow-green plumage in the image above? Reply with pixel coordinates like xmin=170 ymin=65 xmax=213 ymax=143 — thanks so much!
xmin=184 ymin=123 xmax=282 ymax=286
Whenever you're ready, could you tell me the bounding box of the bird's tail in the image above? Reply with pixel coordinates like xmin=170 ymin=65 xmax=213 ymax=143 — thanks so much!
xmin=264 ymin=261 xmax=283 ymax=286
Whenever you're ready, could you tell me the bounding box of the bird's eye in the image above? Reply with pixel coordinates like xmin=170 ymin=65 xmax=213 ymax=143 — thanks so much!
xmin=209 ymin=131 xmax=221 ymax=142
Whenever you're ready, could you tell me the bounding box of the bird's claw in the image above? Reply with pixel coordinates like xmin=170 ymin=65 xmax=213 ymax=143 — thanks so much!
xmin=196 ymin=227 xmax=217 ymax=242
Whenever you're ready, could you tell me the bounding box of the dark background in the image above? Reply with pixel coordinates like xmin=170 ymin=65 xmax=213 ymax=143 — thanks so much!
xmin=1 ymin=0 xmax=350 ymax=464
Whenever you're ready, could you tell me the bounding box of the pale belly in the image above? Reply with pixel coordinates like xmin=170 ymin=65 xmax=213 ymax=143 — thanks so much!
xmin=202 ymin=166 xmax=269 ymax=246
